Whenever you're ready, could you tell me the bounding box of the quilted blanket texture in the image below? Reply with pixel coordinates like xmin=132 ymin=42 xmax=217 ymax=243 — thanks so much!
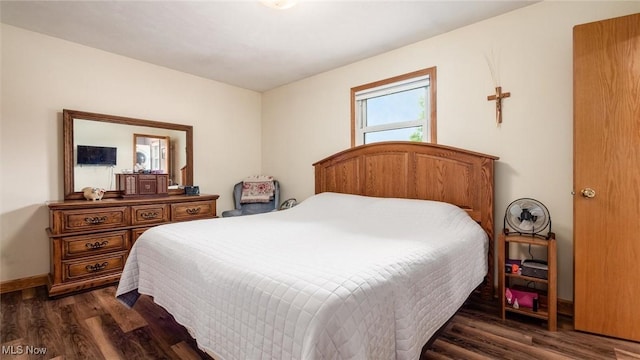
xmin=116 ymin=192 xmax=488 ymax=360
xmin=241 ymin=175 xmax=275 ymax=203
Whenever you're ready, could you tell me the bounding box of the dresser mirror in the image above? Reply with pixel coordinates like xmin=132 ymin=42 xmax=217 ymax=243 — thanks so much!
xmin=63 ymin=109 xmax=193 ymax=200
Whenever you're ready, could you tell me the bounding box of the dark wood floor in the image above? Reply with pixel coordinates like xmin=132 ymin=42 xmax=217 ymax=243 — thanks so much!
xmin=1 ymin=285 xmax=639 ymax=359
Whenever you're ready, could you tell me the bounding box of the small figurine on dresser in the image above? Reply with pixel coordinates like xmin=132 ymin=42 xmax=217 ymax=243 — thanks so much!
xmin=82 ymin=187 xmax=105 ymax=201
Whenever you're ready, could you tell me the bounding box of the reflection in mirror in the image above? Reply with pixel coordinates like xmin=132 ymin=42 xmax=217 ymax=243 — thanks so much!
xmin=73 ymin=121 xmax=186 ymax=190
xmin=134 ymin=134 xmax=170 ymax=174
xmin=64 ymin=109 xmax=193 ymax=200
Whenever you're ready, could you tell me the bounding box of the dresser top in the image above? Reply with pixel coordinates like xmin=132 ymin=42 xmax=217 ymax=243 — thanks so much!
xmin=47 ymin=194 xmax=219 ymax=210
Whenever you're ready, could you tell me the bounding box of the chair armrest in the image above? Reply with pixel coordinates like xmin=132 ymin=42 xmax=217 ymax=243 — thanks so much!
xmin=221 ymin=209 xmax=243 ymax=217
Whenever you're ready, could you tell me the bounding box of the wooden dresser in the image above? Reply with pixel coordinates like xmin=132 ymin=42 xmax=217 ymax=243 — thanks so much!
xmin=46 ymin=194 xmax=218 ymax=297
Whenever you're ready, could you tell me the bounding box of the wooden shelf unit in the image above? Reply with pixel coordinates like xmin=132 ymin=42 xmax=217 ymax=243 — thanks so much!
xmin=498 ymin=230 xmax=557 ymax=331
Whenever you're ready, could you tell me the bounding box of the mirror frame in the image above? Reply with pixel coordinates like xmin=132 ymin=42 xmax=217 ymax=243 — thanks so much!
xmin=63 ymin=109 xmax=193 ymax=200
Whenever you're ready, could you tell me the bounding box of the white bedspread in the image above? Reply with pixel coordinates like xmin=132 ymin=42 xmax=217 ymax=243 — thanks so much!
xmin=116 ymin=192 xmax=488 ymax=360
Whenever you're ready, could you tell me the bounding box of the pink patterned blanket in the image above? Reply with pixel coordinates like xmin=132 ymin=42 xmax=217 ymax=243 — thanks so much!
xmin=240 ymin=176 xmax=275 ymax=203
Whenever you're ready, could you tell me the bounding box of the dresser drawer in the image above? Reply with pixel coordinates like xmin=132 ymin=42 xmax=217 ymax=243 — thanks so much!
xmin=131 ymin=226 xmax=153 ymax=245
xmin=56 ymin=207 xmax=129 ymax=234
xmin=131 ymin=204 xmax=170 ymax=226
xmin=62 ymin=230 xmax=129 ymax=259
xmin=171 ymin=200 xmax=216 ymax=222
xmin=62 ymin=252 xmax=126 ymax=282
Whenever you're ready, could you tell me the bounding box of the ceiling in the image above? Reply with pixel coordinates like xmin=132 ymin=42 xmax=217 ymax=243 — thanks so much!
xmin=1 ymin=1 xmax=536 ymax=92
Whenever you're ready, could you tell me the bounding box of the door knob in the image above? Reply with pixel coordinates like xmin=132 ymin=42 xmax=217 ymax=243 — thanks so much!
xmin=581 ymin=188 xmax=596 ymax=198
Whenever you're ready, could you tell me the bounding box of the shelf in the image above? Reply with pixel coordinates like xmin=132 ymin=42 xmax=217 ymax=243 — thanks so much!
xmin=502 ymin=234 xmax=551 ymax=246
xmin=505 ymin=306 xmax=549 ymax=320
xmin=505 ymin=273 xmax=549 ymax=284
xmin=498 ymin=231 xmax=557 ymax=331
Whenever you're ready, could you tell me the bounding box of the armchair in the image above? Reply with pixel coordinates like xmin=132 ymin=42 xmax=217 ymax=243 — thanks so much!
xmin=221 ymin=180 xmax=280 ymax=217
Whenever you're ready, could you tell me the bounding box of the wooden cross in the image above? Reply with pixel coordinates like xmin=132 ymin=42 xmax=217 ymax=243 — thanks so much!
xmin=487 ymin=86 xmax=510 ymax=124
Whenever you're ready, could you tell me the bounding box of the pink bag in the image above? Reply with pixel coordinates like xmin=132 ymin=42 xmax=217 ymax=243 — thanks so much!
xmin=505 ymin=288 xmax=538 ymax=308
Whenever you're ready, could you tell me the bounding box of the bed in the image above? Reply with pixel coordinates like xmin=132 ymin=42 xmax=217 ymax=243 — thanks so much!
xmin=116 ymin=141 xmax=498 ymax=360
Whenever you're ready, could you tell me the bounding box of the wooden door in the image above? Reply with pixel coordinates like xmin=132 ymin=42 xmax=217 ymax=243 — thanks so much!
xmin=573 ymin=13 xmax=640 ymax=342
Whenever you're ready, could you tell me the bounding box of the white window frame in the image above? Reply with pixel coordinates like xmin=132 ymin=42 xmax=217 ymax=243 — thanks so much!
xmin=350 ymin=67 xmax=437 ymax=146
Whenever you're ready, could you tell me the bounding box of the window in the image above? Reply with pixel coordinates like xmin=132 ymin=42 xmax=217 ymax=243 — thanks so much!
xmin=351 ymin=67 xmax=436 ymax=146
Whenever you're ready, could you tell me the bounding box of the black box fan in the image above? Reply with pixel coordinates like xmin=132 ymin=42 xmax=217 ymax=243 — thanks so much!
xmin=504 ymin=198 xmax=551 ymax=238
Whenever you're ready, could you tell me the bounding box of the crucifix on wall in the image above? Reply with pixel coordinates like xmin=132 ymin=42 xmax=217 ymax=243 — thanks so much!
xmin=487 ymin=86 xmax=510 ymax=125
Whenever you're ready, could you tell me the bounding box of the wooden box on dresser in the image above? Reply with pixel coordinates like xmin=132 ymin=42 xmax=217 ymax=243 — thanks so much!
xmin=46 ymin=194 xmax=219 ymax=297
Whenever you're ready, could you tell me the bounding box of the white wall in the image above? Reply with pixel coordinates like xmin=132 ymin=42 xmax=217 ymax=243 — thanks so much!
xmin=3 ymin=2 xmax=639 ymax=300
xmin=262 ymin=1 xmax=640 ymax=301
xmin=0 ymin=24 xmax=262 ymax=281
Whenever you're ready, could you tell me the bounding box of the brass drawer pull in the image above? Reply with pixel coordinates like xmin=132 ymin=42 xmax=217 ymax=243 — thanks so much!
xmin=186 ymin=207 xmax=201 ymax=215
xmin=141 ymin=211 xmax=159 ymax=219
xmin=85 ymin=262 xmax=108 ymax=272
xmin=84 ymin=216 xmax=107 ymax=225
xmin=85 ymin=241 xmax=109 ymax=249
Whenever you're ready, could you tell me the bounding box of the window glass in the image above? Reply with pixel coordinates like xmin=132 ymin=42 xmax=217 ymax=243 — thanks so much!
xmin=366 ymin=88 xmax=425 ymax=127
xmin=351 ymin=67 xmax=436 ymax=146
xmin=364 ymin=126 xmax=423 ymax=143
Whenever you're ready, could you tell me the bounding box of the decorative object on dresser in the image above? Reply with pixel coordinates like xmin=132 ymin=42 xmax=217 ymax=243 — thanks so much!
xmin=184 ymin=185 xmax=200 ymax=196
xmin=46 ymin=194 xmax=218 ymax=297
xmin=116 ymin=173 xmax=169 ymax=197
xmin=82 ymin=187 xmax=105 ymax=201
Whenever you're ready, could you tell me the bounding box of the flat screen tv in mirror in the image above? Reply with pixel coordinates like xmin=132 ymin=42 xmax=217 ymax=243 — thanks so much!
xmin=77 ymin=145 xmax=117 ymax=166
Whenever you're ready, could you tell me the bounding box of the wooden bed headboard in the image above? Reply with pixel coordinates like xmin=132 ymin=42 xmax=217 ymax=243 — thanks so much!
xmin=313 ymin=141 xmax=499 ymax=298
